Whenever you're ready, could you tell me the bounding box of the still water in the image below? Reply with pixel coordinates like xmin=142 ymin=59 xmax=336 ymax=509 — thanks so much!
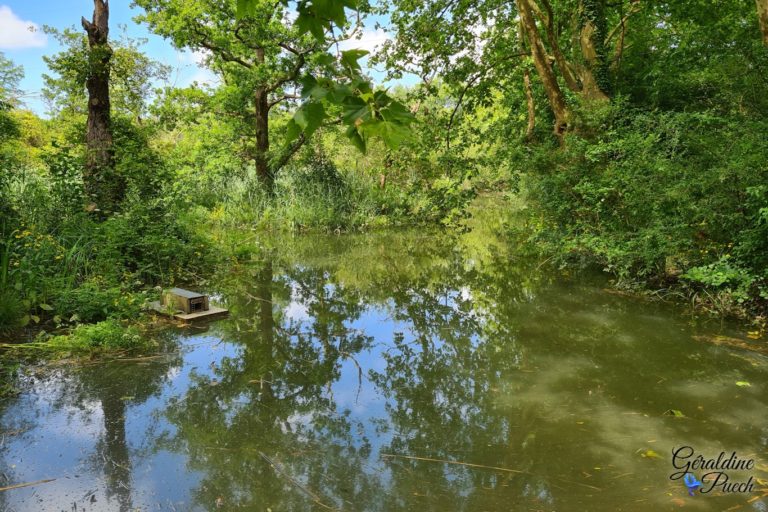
xmin=1 ymin=206 xmax=767 ymax=511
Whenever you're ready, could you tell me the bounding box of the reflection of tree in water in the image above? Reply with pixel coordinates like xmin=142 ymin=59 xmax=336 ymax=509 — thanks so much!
xmin=162 ymin=221 xmax=768 ymax=510
xmin=31 ymin=332 xmax=182 ymax=512
xmin=162 ymin=226 xmax=559 ymax=510
xmin=165 ymin=256 xmax=385 ymax=510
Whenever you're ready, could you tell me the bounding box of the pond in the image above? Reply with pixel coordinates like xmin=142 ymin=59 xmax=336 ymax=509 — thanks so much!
xmin=1 ymin=203 xmax=767 ymax=511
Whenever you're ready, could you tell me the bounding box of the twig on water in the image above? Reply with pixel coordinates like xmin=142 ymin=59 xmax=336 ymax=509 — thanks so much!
xmin=0 ymin=478 xmax=56 ymax=492
xmin=259 ymin=452 xmax=336 ymax=511
xmin=381 ymin=453 xmax=526 ymax=474
xmin=381 ymin=453 xmax=603 ymax=491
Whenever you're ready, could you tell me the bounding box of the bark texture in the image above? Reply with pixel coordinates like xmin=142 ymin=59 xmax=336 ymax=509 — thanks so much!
xmin=518 ymin=0 xmax=571 ymax=139
xmin=253 ymin=47 xmax=273 ymax=193
xmin=82 ymin=0 xmax=121 ymax=214
xmin=758 ymin=0 xmax=768 ymax=45
xmin=578 ymin=0 xmax=611 ymax=100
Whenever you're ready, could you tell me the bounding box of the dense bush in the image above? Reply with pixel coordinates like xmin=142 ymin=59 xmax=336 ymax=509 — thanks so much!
xmin=45 ymin=319 xmax=146 ymax=350
xmin=525 ymin=104 xmax=768 ymax=313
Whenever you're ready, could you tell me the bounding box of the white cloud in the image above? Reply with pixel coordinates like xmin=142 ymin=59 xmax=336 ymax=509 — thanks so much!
xmin=180 ymin=49 xmax=210 ymax=66
xmin=173 ymin=49 xmax=218 ymax=87
xmin=0 ymin=6 xmax=47 ymax=49
xmin=337 ymin=28 xmax=389 ymax=54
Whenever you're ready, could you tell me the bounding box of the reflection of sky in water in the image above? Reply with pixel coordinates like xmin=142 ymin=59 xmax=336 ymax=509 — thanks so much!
xmin=1 ymin=232 xmax=767 ymax=511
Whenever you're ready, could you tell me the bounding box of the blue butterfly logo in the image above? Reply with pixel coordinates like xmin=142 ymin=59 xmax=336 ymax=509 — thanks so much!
xmin=683 ymin=473 xmax=703 ymax=496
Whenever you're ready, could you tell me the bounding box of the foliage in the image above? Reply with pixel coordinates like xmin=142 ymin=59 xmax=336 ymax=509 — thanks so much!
xmin=0 ymin=51 xmax=23 ymax=103
xmin=524 ymin=105 xmax=768 ymax=312
xmin=44 ymin=319 xmax=147 ymax=350
xmin=42 ymin=28 xmax=170 ymax=119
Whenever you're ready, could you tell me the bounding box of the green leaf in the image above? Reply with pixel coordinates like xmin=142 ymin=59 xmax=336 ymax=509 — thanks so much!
xmin=39 ymin=303 xmax=53 ymax=311
xmin=235 ymin=0 xmax=255 ymax=19
xmin=663 ymin=409 xmax=685 ymax=417
xmin=299 ymin=75 xmax=329 ymax=100
xmin=342 ymin=96 xmax=369 ymax=125
xmin=302 ymin=101 xmax=326 ymax=138
xmin=639 ymin=448 xmax=661 ymax=459
xmin=345 ymin=125 xmax=366 ymax=153
xmin=340 ymin=49 xmax=369 ymax=74
xmin=362 ymin=119 xmax=410 ymax=149
xmin=381 ymin=101 xmax=415 ymax=123
xmin=294 ymin=101 xmax=326 ymax=136
xmin=285 ymin=119 xmax=302 ymax=144
xmin=295 ymin=8 xmax=326 ymax=41
xmin=735 ymin=381 xmax=751 ymax=387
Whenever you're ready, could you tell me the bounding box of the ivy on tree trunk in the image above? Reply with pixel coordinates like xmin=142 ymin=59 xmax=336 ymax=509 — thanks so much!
xmin=81 ymin=0 xmax=122 ymax=215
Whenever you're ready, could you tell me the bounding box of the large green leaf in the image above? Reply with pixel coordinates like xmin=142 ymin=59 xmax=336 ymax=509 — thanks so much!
xmin=345 ymin=125 xmax=366 ymax=153
xmin=340 ymin=49 xmax=369 ymax=74
xmin=293 ymin=101 xmax=327 ymax=138
xmin=342 ymin=96 xmax=370 ymax=125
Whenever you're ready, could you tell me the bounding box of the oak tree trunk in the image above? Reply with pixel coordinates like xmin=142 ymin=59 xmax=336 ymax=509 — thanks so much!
xmin=254 ymin=85 xmax=271 ymax=193
xmin=253 ymin=47 xmax=273 ymax=194
xmin=82 ymin=0 xmax=121 ymax=214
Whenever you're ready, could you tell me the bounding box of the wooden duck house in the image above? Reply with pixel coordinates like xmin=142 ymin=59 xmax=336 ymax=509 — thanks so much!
xmin=153 ymin=288 xmax=228 ymax=322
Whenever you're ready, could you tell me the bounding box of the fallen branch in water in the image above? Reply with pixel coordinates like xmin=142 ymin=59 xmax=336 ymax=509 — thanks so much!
xmin=259 ymin=452 xmax=335 ymax=510
xmin=381 ymin=453 xmax=526 ymax=474
xmin=381 ymin=453 xmax=603 ymax=491
xmin=0 ymin=478 xmax=56 ymax=492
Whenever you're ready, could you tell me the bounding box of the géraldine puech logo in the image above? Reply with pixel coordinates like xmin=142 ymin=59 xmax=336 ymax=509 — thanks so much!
xmin=670 ymin=446 xmax=756 ymax=496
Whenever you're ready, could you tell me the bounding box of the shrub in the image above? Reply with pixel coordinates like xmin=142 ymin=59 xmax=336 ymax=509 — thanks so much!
xmin=46 ymin=319 xmax=146 ymax=350
xmin=0 ymin=290 xmax=24 ymax=329
xmin=525 ymin=104 xmax=768 ymax=312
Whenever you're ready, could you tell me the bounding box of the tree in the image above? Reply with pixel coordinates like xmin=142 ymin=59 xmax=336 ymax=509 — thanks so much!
xmin=134 ymin=0 xmax=329 ymax=192
xmin=0 ymin=52 xmax=23 ymax=105
xmin=43 ymin=30 xmax=170 ymax=121
xmin=80 ymin=0 xmax=121 ymax=214
xmin=758 ymin=0 xmax=768 ymax=44
xmin=381 ymin=0 xmax=635 ymax=139
xmin=135 ymin=0 xmax=414 ymax=193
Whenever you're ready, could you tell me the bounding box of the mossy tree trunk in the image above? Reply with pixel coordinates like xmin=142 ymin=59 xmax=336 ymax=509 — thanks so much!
xmin=578 ymin=0 xmax=611 ymax=100
xmin=758 ymin=0 xmax=768 ymax=45
xmin=81 ymin=0 xmax=122 ymax=215
xmin=518 ymin=0 xmax=571 ymax=140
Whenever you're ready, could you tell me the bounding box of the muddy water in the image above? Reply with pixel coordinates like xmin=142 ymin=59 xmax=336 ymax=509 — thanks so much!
xmin=1 ymin=210 xmax=766 ymax=511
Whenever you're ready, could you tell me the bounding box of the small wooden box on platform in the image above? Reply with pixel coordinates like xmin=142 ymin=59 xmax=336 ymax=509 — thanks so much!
xmin=150 ymin=287 xmax=228 ymax=322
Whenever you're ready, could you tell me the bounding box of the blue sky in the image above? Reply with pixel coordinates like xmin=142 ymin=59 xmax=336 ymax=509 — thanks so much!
xmin=0 ymin=1 xmax=397 ymax=117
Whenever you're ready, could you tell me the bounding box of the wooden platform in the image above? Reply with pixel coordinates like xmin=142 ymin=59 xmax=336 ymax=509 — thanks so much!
xmin=150 ymin=301 xmax=229 ymax=322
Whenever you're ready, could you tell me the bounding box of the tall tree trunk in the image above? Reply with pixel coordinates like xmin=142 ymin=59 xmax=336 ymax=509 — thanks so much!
xmin=758 ymin=0 xmax=768 ymax=45
xmin=254 ymin=86 xmax=271 ymax=193
xmin=523 ymin=69 xmax=536 ymax=141
xmin=535 ymin=0 xmax=582 ymax=92
xmin=253 ymin=47 xmax=273 ymax=194
xmin=578 ymin=0 xmax=611 ymax=100
xmin=82 ymin=0 xmax=120 ymax=214
xmin=518 ymin=18 xmax=536 ymax=141
xmin=518 ymin=0 xmax=571 ymax=140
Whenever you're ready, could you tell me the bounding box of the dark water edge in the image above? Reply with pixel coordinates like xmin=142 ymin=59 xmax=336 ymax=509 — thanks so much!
xmin=0 ymin=200 xmax=766 ymax=511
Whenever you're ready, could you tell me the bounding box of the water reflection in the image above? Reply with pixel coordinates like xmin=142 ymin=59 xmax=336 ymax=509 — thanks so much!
xmin=1 ymin=209 xmax=767 ymax=511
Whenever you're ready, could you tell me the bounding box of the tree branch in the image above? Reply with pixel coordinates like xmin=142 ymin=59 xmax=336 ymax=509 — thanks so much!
xmin=192 ymin=27 xmax=254 ymax=68
xmin=533 ymin=0 xmax=582 ymax=92
xmin=270 ymin=133 xmax=306 ymax=173
xmin=268 ymin=94 xmax=301 ymax=108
